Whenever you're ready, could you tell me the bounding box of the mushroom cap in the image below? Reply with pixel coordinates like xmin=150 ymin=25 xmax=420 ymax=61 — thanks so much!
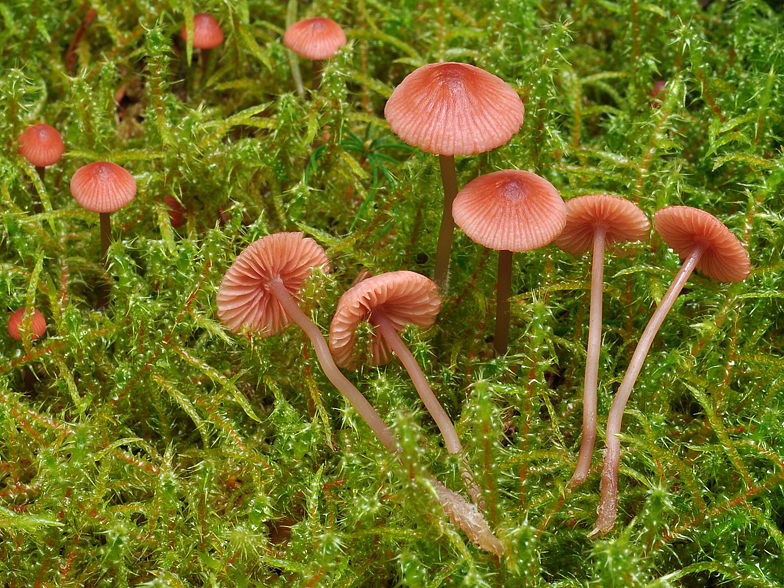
xmin=181 ymin=13 xmax=224 ymax=50
xmin=70 ymin=161 xmax=137 ymax=214
xmin=329 ymin=271 xmax=441 ymax=370
xmin=18 ymin=124 xmax=65 ymax=168
xmin=217 ymin=232 xmax=329 ymax=336
xmin=164 ymin=195 xmax=186 ymax=228
xmin=554 ymin=194 xmax=650 ymax=255
xmin=7 ymin=307 xmax=46 ymax=341
xmin=384 ymin=62 xmax=525 ymax=157
xmin=452 ymin=169 xmax=567 ymax=252
xmin=654 ymin=206 xmax=750 ymax=283
xmin=283 ymin=17 xmax=347 ymax=60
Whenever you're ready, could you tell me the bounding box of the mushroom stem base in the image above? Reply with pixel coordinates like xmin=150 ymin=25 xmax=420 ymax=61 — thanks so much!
xmin=494 ymin=250 xmax=513 ymax=356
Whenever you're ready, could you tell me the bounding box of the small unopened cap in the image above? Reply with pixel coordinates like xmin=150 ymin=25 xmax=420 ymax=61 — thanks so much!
xmin=217 ymin=232 xmax=329 ymax=335
xmin=181 ymin=13 xmax=224 ymax=50
xmin=555 ymin=194 xmax=650 ymax=255
xmin=330 ymin=271 xmax=441 ymax=370
xmin=284 ymin=17 xmax=347 ymax=60
xmin=18 ymin=124 xmax=65 ymax=168
xmin=452 ymin=169 xmax=566 ymax=252
xmin=164 ymin=195 xmax=186 ymax=228
xmin=70 ymin=162 xmax=137 ymax=213
xmin=654 ymin=206 xmax=750 ymax=283
xmin=384 ymin=62 xmax=524 ymax=156
xmin=8 ymin=307 xmax=46 ymax=340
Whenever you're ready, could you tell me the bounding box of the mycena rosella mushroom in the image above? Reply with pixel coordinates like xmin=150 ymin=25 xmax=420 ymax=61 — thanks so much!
xmin=284 ymin=17 xmax=346 ymax=91
xmin=591 ymin=206 xmax=750 ymax=537
xmin=554 ymin=194 xmax=650 ymax=489
xmin=18 ymin=123 xmax=65 ymax=213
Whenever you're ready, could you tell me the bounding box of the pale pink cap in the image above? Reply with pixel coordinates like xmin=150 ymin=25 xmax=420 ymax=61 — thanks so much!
xmin=8 ymin=307 xmax=46 ymax=340
xmin=384 ymin=62 xmax=524 ymax=156
xmin=217 ymin=232 xmax=329 ymax=335
xmin=70 ymin=162 xmax=137 ymax=213
xmin=329 ymin=271 xmax=441 ymax=370
xmin=18 ymin=124 xmax=65 ymax=168
xmin=555 ymin=194 xmax=650 ymax=255
xmin=284 ymin=17 xmax=347 ymax=60
xmin=452 ymin=169 xmax=566 ymax=252
xmin=654 ymin=206 xmax=750 ymax=283
xmin=181 ymin=13 xmax=224 ymax=49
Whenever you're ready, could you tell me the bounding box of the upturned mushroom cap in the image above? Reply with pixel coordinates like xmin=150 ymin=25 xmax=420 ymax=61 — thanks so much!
xmin=384 ymin=62 xmax=525 ymax=156
xmin=18 ymin=124 xmax=65 ymax=168
xmin=452 ymin=169 xmax=567 ymax=252
xmin=70 ymin=162 xmax=137 ymax=214
xmin=7 ymin=307 xmax=46 ymax=340
xmin=554 ymin=194 xmax=650 ymax=255
xmin=284 ymin=17 xmax=347 ymax=60
xmin=654 ymin=206 xmax=750 ymax=283
xmin=181 ymin=13 xmax=224 ymax=50
xmin=330 ymin=271 xmax=441 ymax=370
xmin=217 ymin=232 xmax=329 ymax=336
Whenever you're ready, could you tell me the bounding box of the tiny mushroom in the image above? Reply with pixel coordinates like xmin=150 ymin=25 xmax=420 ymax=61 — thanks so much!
xmin=452 ymin=169 xmax=567 ymax=355
xmin=180 ymin=13 xmax=224 ymax=50
xmin=591 ymin=206 xmax=750 ymax=537
xmin=554 ymin=194 xmax=650 ymax=489
xmin=283 ymin=17 xmax=346 ymax=90
xmin=385 ymin=62 xmax=525 ymax=291
xmin=217 ymin=233 xmax=503 ymax=555
xmin=7 ymin=307 xmax=47 ymax=341
xmin=18 ymin=123 xmax=65 ymax=181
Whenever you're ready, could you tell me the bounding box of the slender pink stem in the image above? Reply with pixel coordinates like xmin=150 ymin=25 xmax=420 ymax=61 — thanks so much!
xmin=571 ymin=228 xmax=606 ymax=488
xmin=268 ymin=278 xmax=397 ymax=452
xmin=591 ymin=242 xmax=706 ymax=536
xmin=434 ymin=155 xmax=459 ymax=292
xmin=494 ymin=249 xmax=513 ymax=356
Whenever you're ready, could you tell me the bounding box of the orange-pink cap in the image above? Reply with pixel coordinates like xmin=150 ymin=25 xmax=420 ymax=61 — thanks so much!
xmin=452 ymin=169 xmax=566 ymax=252
xmin=18 ymin=124 xmax=65 ymax=168
xmin=164 ymin=195 xmax=186 ymax=228
xmin=284 ymin=17 xmax=347 ymax=60
xmin=181 ymin=13 xmax=224 ymax=50
xmin=70 ymin=162 xmax=137 ymax=213
xmin=384 ymin=62 xmax=524 ymax=156
xmin=7 ymin=307 xmax=46 ymax=341
xmin=329 ymin=271 xmax=441 ymax=370
xmin=217 ymin=232 xmax=329 ymax=335
xmin=654 ymin=206 xmax=750 ymax=283
xmin=554 ymin=194 xmax=650 ymax=255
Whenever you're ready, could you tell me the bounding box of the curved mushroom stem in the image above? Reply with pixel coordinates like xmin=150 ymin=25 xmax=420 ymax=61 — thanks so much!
xmin=433 ymin=154 xmax=459 ymax=292
xmin=267 ymin=278 xmax=397 ymax=452
xmin=571 ymin=227 xmax=606 ymax=489
xmin=494 ymin=249 xmax=513 ymax=356
xmin=372 ymin=308 xmax=482 ymax=504
xmin=591 ymin=241 xmax=706 ymax=537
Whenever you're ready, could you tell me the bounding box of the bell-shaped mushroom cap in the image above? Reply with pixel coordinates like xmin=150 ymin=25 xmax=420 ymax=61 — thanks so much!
xmin=654 ymin=206 xmax=750 ymax=283
xmin=7 ymin=307 xmax=46 ymax=341
xmin=181 ymin=13 xmax=224 ymax=50
xmin=217 ymin=232 xmax=329 ymax=336
xmin=284 ymin=17 xmax=347 ymax=60
xmin=452 ymin=169 xmax=567 ymax=252
xmin=330 ymin=271 xmax=441 ymax=370
xmin=18 ymin=124 xmax=65 ymax=168
xmin=554 ymin=194 xmax=650 ymax=256
xmin=70 ymin=162 xmax=137 ymax=214
xmin=384 ymin=62 xmax=525 ymax=157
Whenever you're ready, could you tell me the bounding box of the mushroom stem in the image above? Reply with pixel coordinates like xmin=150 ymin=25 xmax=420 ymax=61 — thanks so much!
xmin=494 ymin=249 xmax=513 ymax=355
xmin=313 ymin=60 xmax=323 ymax=91
xmin=571 ymin=227 xmax=606 ymax=489
xmin=591 ymin=241 xmax=706 ymax=536
xmin=267 ymin=278 xmax=397 ymax=452
xmin=36 ymin=167 xmax=46 ymax=182
xmin=433 ymin=154 xmax=459 ymax=292
xmin=100 ymin=212 xmax=111 ymax=264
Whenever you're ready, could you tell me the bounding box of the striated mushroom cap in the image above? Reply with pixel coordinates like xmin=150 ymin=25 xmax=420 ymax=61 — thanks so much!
xmin=7 ymin=307 xmax=47 ymax=341
xmin=217 ymin=232 xmax=329 ymax=336
xmin=654 ymin=206 xmax=750 ymax=283
xmin=181 ymin=13 xmax=224 ymax=50
xmin=384 ymin=62 xmax=524 ymax=157
xmin=330 ymin=271 xmax=441 ymax=370
xmin=284 ymin=17 xmax=347 ymax=60
xmin=70 ymin=162 xmax=137 ymax=214
xmin=18 ymin=124 xmax=65 ymax=168
xmin=452 ymin=169 xmax=566 ymax=252
xmin=555 ymin=194 xmax=650 ymax=255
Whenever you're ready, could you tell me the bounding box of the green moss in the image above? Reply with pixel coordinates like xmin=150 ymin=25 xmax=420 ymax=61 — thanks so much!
xmin=1 ymin=0 xmax=784 ymax=585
